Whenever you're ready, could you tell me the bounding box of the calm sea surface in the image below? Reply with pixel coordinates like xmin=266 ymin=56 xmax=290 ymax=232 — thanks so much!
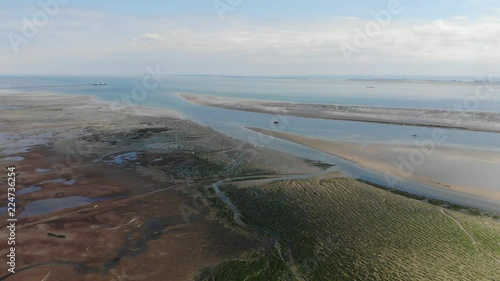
xmin=2 ymin=75 xmax=500 ymax=210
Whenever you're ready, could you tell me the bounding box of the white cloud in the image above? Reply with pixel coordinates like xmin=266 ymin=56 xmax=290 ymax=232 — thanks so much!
xmin=1 ymin=9 xmax=500 ymax=75
xmin=141 ymin=33 xmax=164 ymax=40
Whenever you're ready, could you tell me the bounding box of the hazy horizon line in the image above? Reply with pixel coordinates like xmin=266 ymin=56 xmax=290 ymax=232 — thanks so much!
xmin=1 ymin=73 xmax=498 ymax=80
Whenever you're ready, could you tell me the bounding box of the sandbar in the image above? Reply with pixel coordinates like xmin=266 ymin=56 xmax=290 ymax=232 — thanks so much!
xmin=181 ymin=93 xmax=500 ymax=133
xmin=247 ymin=127 xmax=500 ymax=201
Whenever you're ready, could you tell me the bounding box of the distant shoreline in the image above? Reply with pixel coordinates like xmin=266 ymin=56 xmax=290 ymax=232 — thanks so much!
xmin=181 ymin=93 xmax=500 ymax=133
xmin=171 ymin=74 xmax=500 ymax=84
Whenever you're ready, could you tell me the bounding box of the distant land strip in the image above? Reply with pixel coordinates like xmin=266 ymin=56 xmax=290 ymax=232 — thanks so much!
xmin=180 ymin=93 xmax=500 ymax=133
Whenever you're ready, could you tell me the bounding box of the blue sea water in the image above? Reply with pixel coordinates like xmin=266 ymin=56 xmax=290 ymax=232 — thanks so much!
xmin=1 ymin=75 xmax=500 ymax=149
xmin=1 ymin=75 xmax=500 ymax=210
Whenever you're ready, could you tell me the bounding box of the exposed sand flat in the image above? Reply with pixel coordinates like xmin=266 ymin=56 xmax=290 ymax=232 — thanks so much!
xmin=2 ymin=92 xmax=499 ymax=281
xmin=0 ymin=92 xmax=183 ymax=119
xmin=0 ymin=93 xmax=318 ymax=176
xmin=0 ymin=92 xmax=322 ymax=281
xmin=247 ymin=127 xmax=500 ymax=201
xmin=181 ymin=93 xmax=500 ymax=133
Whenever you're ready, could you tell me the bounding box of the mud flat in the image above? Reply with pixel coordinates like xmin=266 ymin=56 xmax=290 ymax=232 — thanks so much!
xmin=0 ymin=92 xmax=319 ymax=281
xmin=181 ymin=93 xmax=500 ymax=133
xmin=247 ymin=127 xmax=500 ymax=204
xmin=1 ymin=92 xmax=499 ymax=281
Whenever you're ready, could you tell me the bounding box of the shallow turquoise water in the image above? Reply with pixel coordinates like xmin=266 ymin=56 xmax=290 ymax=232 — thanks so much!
xmin=2 ymin=75 xmax=500 ymax=149
xmin=2 ymin=75 xmax=500 ymax=210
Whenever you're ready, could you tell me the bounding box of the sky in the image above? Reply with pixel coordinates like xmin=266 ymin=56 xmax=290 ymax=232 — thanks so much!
xmin=1 ymin=0 xmax=500 ymax=76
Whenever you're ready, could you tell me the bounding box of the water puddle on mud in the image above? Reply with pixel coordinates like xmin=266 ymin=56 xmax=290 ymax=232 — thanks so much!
xmin=0 ymin=156 xmax=25 ymax=162
xmin=17 ymin=185 xmax=42 ymax=195
xmin=35 ymin=168 xmax=51 ymax=173
xmin=18 ymin=196 xmax=105 ymax=218
xmin=40 ymin=178 xmax=77 ymax=186
xmin=105 ymin=152 xmax=139 ymax=165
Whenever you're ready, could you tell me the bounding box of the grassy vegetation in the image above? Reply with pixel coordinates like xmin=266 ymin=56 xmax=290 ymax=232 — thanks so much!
xmin=229 ymin=176 xmax=276 ymax=182
xmin=196 ymin=251 xmax=296 ymax=281
xmin=303 ymin=159 xmax=335 ymax=170
xmin=201 ymin=177 xmax=500 ymax=280
xmin=356 ymin=179 xmax=497 ymax=218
